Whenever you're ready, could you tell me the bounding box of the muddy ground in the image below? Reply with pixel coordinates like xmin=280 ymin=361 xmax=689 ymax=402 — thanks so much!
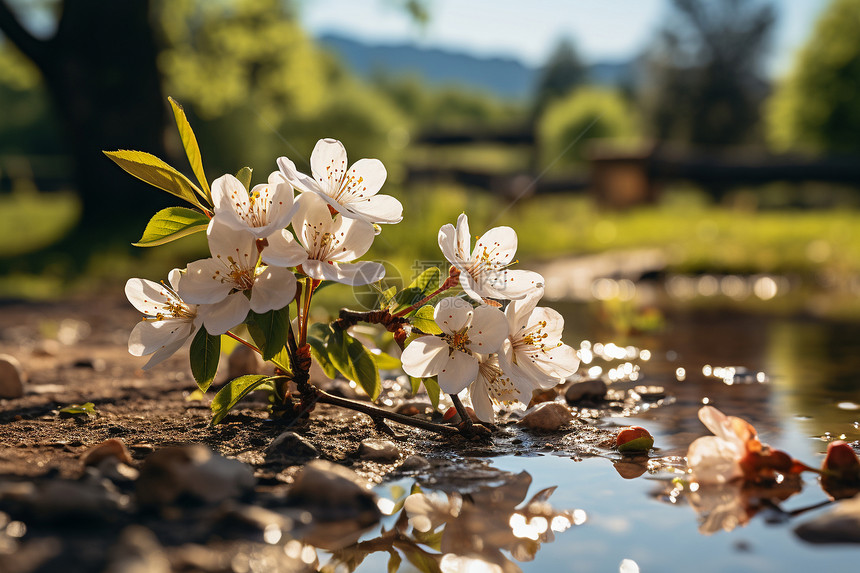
xmin=0 ymin=295 xmax=640 ymax=572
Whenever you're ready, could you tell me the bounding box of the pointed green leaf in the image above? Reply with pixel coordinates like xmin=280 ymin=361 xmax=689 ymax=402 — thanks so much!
xmin=390 ymin=267 xmax=441 ymax=316
xmin=246 ymin=308 xmax=289 ymax=362
xmin=168 ymin=96 xmax=210 ymax=202
xmin=104 ymin=150 xmax=207 ymax=211
xmin=378 ymin=286 xmax=397 ymax=310
xmin=189 ymin=328 xmax=221 ymax=392
xmin=371 ymin=349 xmax=401 ymax=370
xmin=210 ymin=375 xmax=273 ymax=425
xmin=387 ymin=552 xmax=402 ymax=573
xmin=329 ymin=327 xmax=381 ymax=399
xmin=236 ymin=166 xmax=253 ymax=191
xmin=307 ymin=324 xmax=337 ymax=379
xmin=422 ymin=376 xmax=441 ymax=410
xmin=410 ymin=305 xmax=442 ymax=335
xmin=133 ymin=206 xmax=209 ymax=247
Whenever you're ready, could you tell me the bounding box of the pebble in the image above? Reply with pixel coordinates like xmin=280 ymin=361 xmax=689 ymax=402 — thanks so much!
xmin=136 ymin=445 xmax=255 ymax=507
xmin=564 ymin=379 xmax=607 ymax=403
xmin=517 ymin=402 xmax=574 ymax=431
xmin=227 ymin=344 xmax=264 ymax=380
xmin=32 ymin=339 xmax=60 ymax=357
xmin=633 ymin=385 xmax=666 ymax=400
xmin=0 ymin=478 xmax=125 ymax=522
xmin=82 ymin=438 xmax=134 ymax=467
xmin=398 ymin=455 xmax=430 ymax=472
xmin=0 ymin=354 xmax=25 ymax=399
xmin=528 ymin=387 xmax=559 ymax=408
xmin=795 ymin=495 xmax=860 ymax=543
xmin=265 ymin=431 xmax=319 ymax=463
xmin=105 ymin=526 xmax=171 ymax=573
xmin=395 ymin=400 xmax=433 ymax=416
xmin=285 ymin=460 xmax=380 ymax=524
xmin=358 ymin=439 xmax=400 ymax=463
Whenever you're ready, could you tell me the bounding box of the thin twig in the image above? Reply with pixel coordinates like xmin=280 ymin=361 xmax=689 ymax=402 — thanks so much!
xmin=316 ymin=389 xmax=457 ymax=436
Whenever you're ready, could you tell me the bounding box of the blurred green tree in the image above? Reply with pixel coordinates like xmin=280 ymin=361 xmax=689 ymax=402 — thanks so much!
xmin=643 ymin=0 xmax=775 ymax=146
xmin=537 ymin=87 xmax=640 ymax=171
xmin=0 ymin=0 xmax=170 ymax=239
xmin=532 ymin=38 xmax=587 ymax=119
xmin=766 ymin=0 xmax=860 ymax=154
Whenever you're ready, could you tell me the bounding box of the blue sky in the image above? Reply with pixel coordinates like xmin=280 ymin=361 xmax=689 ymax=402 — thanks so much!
xmin=301 ymin=0 xmax=829 ymax=74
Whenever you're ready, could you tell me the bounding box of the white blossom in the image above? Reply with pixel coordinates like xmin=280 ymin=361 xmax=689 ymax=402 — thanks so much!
xmin=211 ymin=171 xmax=297 ymax=239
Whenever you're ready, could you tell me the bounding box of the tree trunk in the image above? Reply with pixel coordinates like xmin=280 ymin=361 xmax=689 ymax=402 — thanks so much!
xmin=0 ymin=0 xmax=172 ymax=249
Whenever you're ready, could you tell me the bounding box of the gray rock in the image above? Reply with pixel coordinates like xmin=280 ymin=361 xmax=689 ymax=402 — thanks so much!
xmin=358 ymin=439 xmax=400 ymax=463
xmin=398 ymin=455 xmax=430 ymax=472
xmin=564 ymin=379 xmax=607 ymax=403
xmin=517 ymin=402 xmax=574 ymax=431
xmin=105 ymin=526 xmax=171 ymax=573
xmin=0 ymin=354 xmax=25 ymax=399
xmin=0 ymin=477 xmax=126 ymax=522
xmin=265 ymin=432 xmax=319 ymax=463
xmin=795 ymin=494 xmax=860 ymax=543
xmin=136 ymin=445 xmax=255 ymax=507
xmin=227 ymin=344 xmax=264 ymax=380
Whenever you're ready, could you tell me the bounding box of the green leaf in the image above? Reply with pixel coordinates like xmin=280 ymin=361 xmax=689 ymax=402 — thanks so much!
xmin=422 ymin=376 xmax=441 ymax=410
xmin=329 ymin=327 xmax=381 ymax=399
xmin=246 ymin=308 xmax=289 ymax=362
xmin=409 ymin=376 xmax=420 ymax=395
xmin=189 ymin=328 xmax=221 ymax=392
xmin=104 ymin=150 xmax=207 ymax=211
xmin=132 ymin=206 xmax=209 ymax=247
xmin=307 ymin=324 xmax=338 ymax=379
xmin=236 ymin=166 xmax=253 ymax=191
xmin=390 ymin=267 xmax=441 ymax=316
xmin=378 ymin=286 xmax=397 ymax=310
xmin=59 ymin=402 xmax=97 ymax=418
xmin=210 ymin=375 xmax=273 ymax=425
xmin=168 ymin=96 xmax=210 ymax=202
xmin=371 ymin=349 xmax=401 ymax=370
xmin=410 ymin=305 xmax=442 ymax=335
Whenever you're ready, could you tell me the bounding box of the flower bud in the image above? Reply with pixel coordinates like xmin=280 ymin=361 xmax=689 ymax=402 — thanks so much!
xmin=617 ymin=426 xmax=654 ymax=453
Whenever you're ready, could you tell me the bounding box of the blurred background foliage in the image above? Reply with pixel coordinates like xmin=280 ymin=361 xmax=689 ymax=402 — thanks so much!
xmin=0 ymin=0 xmax=858 ymax=304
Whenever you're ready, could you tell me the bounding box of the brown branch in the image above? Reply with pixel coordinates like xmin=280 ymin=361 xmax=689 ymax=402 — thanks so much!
xmin=0 ymin=0 xmax=48 ymax=66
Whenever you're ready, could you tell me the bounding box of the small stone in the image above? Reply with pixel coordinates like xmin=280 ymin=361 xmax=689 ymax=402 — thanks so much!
xmin=395 ymin=400 xmax=432 ymax=416
xmin=358 ymin=439 xmax=400 ymax=463
xmin=528 ymin=388 xmax=559 ymax=408
xmin=0 ymin=354 xmax=25 ymax=399
xmin=82 ymin=438 xmax=134 ymax=467
xmin=105 ymin=526 xmax=171 ymax=573
xmin=564 ymin=379 xmax=607 ymax=404
xmin=32 ymin=339 xmax=60 ymax=357
xmin=286 ymin=460 xmax=380 ymax=525
xmin=633 ymin=385 xmax=666 ymax=401
xmin=795 ymin=494 xmax=860 ymax=543
xmin=2 ymin=478 xmax=125 ymax=522
xmin=517 ymin=402 xmax=574 ymax=431
xmin=136 ymin=445 xmax=255 ymax=507
xmin=73 ymin=358 xmax=106 ymax=371
xmin=227 ymin=344 xmax=263 ymax=380
xmin=398 ymin=455 xmax=430 ymax=472
xmin=265 ymin=431 xmax=319 ymax=463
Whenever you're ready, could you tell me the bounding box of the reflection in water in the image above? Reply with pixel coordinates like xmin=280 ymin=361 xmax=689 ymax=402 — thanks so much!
xmin=320 ymin=472 xmax=581 ymax=573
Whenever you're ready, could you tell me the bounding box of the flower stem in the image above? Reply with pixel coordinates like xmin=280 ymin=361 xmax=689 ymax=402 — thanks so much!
xmin=315 ymin=388 xmax=458 ymax=436
xmin=224 ymin=330 xmax=260 ymax=354
xmin=392 ymin=269 xmax=460 ymax=318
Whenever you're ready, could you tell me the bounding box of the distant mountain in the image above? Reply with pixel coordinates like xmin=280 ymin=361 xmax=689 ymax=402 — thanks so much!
xmin=317 ymin=34 xmax=635 ymax=100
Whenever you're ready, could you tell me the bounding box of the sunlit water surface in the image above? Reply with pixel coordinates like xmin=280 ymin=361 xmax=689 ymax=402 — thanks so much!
xmin=349 ymin=306 xmax=860 ymax=572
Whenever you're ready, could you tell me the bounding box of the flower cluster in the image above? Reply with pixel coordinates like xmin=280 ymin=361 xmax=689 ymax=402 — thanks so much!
xmin=401 ymin=215 xmax=579 ymax=422
xmin=125 ymin=138 xmax=400 ymax=368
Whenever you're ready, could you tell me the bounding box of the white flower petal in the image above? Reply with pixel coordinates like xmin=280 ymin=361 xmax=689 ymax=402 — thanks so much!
xmin=433 ymin=297 xmax=474 ymax=335
xmin=211 ymin=174 xmax=250 ymax=232
xmin=437 ymin=351 xmax=479 ymax=394
xmin=326 ymin=217 xmax=376 ymax=261
xmin=347 ymin=193 xmax=403 ymax=224
xmin=310 ymin=138 xmax=348 ymax=195
xmin=687 ymin=436 xmax=744 ymax=484
xmin=206 ymin=218 xmax=258 ymax=266
xmin=326 ymin=261 xmax=386 ymax=286
xmin=167 ymin=268 xmax=184 ymax=292
xmin=345 ymin=158 xmax=386 ymax=199
xmin=438 ymin=223 xmax=459 ymax=266
xmin=292 ymin=192 xmax=335 ymax=251
xmin=454 ymin=213 xmax=471 ymax=261
xmin=125 ymin=278 xmax=169 ymax=315
xmin=128 ymin=319 xmax=190 ymax=356
xmin=277 ymin=155 xmax=319 ymax=195
xmin=401 ymin=336 xmax=449 ymax=378
xmin=486 ymin=269 xmax=545 ymax=300
xmin=468 ymin=306 xmax=508 ymax=353
xmin=201 ymin=292 xmax=251 ymax=335
xmin=505 ymin=288 xmax=544 ymax=333
xmin=468 ymin=379 xmax=496 ymax=422
xmin=472 ymin=225 xmax=517 ymax=267
xmin=180 ymin=258 xmax=234 ymax=304
xmin=458 ymin=272 xmax=487 ymax=303
xmin=250 ymin=266 xmax=297 ymax=313
xmin=262 ymin=229 xmax=309 ymax=268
